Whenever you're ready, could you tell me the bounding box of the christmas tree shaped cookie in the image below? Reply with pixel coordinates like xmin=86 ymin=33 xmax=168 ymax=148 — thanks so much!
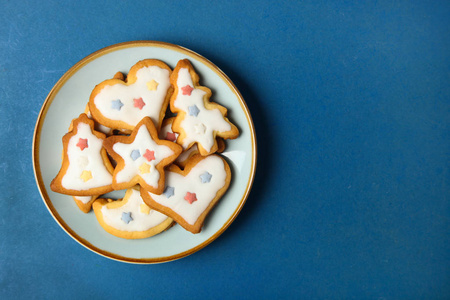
xmin=89 ymin=59 xmax=173 ymax=131
xmin=169 ymin=59 xmax=239 ymax=156
xmin=103 ymin=117 xmax=182 ymax=194
xmin=50 ymin=114 xmax=114 ymax=196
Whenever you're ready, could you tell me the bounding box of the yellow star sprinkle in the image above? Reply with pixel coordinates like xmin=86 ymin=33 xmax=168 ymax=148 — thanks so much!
xmin=140 ymin=203 xmax=151 ymax=215
xmin=146 ymin=80 xmax=159 ymax=91
xmin=139 ymin=162 xmax=151 ymax=174
xmin=80 ymin=170 xmax=93 ymax=182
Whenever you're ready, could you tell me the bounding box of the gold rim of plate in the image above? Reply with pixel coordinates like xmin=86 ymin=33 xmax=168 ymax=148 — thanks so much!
xmin=32 ymin=40 xmax=257 ymax=264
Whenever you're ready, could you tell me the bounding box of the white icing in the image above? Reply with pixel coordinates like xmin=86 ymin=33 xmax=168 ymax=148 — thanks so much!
xmin=174 ymin=68 xmax=231 ymax=151
xmin=145 ymin=155 xmax=227 ymax=225
xmin=61 ymin=122 xmax=113 ymax=190
xmin=73 ymin=195 xmax=93 ymax=204
xmin=93 ymin=66 xmax=171 ymax=128
xmin=100 ymin=188 xmax=170 ymax=232
xmin=113 ymin=124 xmax=175 ymax=188
xmin=194 ymin=123 xmax=206 ymax=134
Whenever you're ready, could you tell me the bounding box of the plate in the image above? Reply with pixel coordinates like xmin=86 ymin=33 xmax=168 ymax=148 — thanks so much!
xmin=32 ymin=41 xmax=257 ymax=263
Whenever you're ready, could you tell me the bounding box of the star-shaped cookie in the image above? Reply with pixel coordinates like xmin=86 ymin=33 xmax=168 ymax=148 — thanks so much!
xmin=103 ymin=117 xmax=182 ymax=194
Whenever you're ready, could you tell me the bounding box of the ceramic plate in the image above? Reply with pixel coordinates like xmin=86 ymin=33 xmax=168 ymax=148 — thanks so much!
xmin=33 ymin=41 xmax=256 ymax=264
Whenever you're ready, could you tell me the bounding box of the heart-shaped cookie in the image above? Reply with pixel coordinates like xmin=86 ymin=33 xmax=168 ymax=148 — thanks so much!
xmin=141 ymin=154 xmax=231 ymax=233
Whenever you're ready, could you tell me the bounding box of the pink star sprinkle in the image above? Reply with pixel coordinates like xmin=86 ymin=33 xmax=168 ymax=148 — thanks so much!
xmin=76 ymin=138 xmax=88 ymax=150
xmin=133 ymin=97 xmax=145 ymax=110
xmin=181 ymin=85 xmax=194 ymax=96
xmin=143 ymin=149 xmax=155 ymax=162
xmin=184 ymin=192 xmax=197 ymax=204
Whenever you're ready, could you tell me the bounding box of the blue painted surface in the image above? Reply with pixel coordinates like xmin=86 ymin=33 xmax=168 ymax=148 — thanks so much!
xmin=1 ymin=1 xmax=449 ymax=298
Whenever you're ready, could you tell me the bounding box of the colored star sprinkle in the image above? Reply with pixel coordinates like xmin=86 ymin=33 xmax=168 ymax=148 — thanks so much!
xmin=140 ymin=204 xmax=151 ymax=215
xmin=133 ymin=97 xmax=146 ymax=110
xmin=80 ymin=170 xmax=93 ymax=182
xmin=199 ymin=172 xmax=212 ymax=183
xmin=163 ymin=186 xmax=175 ymax=198
xmin=111 ymin=99 xmax=124 ymax=111
xmin=139 ymin=162 xmax=151 ymax=174
xmin=130 ymin=149 xmax=141 ymax=161
xmin=181 ymin=85 xmax=194 ymax=96
xmin=76 ymin=138 xmax=88 ymax=150
xmin=121 ymin=212 xmax=133 ymax=224
xmin=165 ymin=132 xmax=177 ymax=142
xmin=146 ymin=79 xmax=159 ymax=91
xmin=188 ymin=105 xmax=200 ymax=117
xmin=143 ymin=149 xmax=155 ymax=162
xmin=184 ymin=192 xmax=197 ymax=204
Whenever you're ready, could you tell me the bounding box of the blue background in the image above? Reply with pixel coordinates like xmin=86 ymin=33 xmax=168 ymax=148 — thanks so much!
xmin=1 ymin=1 xmax=449 ymax=299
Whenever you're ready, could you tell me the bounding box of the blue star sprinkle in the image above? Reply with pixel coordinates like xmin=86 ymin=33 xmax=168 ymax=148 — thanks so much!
xmin=163 ymin=186 xmax=175 ymax=198
xmin=188 ymin=105 xmax=200 ymax=117
xmin=111 ymin=99 xmax=124 ymax=111
xmin=121 ymin=212 xmax=133 ymax=224
xmin=199 ymin=172 xmax=212 ymax=183
xmin=130 ymin=149 xmax=140 ymax=161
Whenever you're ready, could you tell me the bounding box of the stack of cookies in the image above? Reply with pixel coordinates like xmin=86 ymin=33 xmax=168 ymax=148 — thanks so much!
xmin=50 ymin=59 xmax=239 ymax=238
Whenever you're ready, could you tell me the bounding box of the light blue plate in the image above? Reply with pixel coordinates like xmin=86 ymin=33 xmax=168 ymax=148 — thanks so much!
xmin=33 ymin=41 xmax=257 ymax=263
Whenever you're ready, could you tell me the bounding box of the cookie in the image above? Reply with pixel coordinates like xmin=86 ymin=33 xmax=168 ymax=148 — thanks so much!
xmin=169 ymin=59 xmax=239 ymax=156
xmin=66 ymin=112 xmax=112 ymax=213
xmin=103 ymin=116 xmax=182 ymax=194
xmin=50 ymin=113 xmax=114 ymax=196
xmin=89 ymin=59 xmax=173 ymax=131
xmin=141 ymin=154 xmax=231 ymax=234
xmin=93 ymin=187 xmax=173 ymax=239
xmin=159 ymin=117 xmax=226 ymax=168
xmin=72 ymin=195 xmax=99 ymax=213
